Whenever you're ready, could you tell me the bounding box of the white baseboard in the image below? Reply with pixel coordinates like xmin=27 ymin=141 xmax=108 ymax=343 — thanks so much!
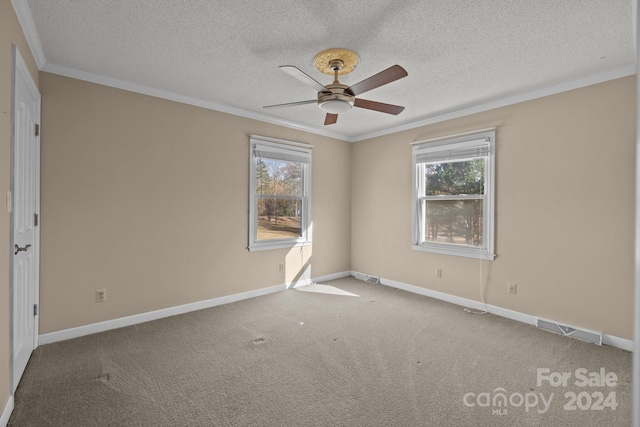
xmin=351 ymin=272 xmax=633 ymax=352
xmin=0 ymin=395 xmax=14 ymax=427
xmin=378 ymin=275 xmax=538 ymax=325
xmin=38 ymin=271 xmax=634 ymax=353
xmin=39 ymin=271 xmax=352 ymax=345
xmin=312 ymin=271 xmax=352 ymax=283
xmin=602 ymin=334 xmax=634 ymax=352
xmin=39 ymin=283 xmax=287 ymax=345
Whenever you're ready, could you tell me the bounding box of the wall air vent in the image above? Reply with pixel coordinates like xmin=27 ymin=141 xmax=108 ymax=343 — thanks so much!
xmin=354 ymin=272 xmax=380 ymax=284
xmin=536 ymin=318 xmax=602 ymax=345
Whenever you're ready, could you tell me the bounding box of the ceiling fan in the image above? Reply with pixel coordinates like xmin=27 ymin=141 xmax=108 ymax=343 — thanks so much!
xmin=264 ymin=48 xmax=408 ymax=125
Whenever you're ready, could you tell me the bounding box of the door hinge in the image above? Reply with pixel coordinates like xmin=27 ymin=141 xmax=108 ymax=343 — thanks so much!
xmin=34 ymin=213 xmax=38 ymax=226
xmin=35 ymin=123 xmax=40 ymax=136
xmin=33 ymin=304 xmax=38 ymax=316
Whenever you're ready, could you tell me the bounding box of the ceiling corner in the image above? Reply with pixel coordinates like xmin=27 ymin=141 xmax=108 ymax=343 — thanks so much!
xmin=11 ymin=0 xmax=46 ymax=69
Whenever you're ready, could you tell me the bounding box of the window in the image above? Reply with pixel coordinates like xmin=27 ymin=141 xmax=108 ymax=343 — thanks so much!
xmin=411 ymin=128 xmax=495 ymax=260
xmin=249 ymin=135 xmax=312 ymax=251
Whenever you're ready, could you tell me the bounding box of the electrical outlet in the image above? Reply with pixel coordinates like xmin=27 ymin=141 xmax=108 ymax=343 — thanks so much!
xmin=96 ymin=289 xmax=107 ymax=303
xmin=436 ymin=268 xmax=443 ymax=278
xmin=508 ymin=282 xmax=517 ymax=295
xmin=279 ymin=262 xmax=285 ymax=272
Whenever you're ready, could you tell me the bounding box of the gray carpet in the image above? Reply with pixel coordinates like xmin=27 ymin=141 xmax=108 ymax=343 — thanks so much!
xmin=9 ymin=277 xmax=632 ymax=426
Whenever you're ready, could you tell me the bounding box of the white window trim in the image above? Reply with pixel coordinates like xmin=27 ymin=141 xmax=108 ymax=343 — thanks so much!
xmin=248 ymin=135 xmax=313 ymax=252
xmin=411 ymin=128 xmax=496 ymax=260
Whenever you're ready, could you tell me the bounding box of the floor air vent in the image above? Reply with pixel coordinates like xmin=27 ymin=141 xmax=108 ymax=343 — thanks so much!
xmin=354 ymin=272 xmax=380 ymax=284
xmin=536 ymin=318 xmax=602 ymax=345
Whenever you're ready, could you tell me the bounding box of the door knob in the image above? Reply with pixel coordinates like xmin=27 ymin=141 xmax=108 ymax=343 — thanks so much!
xmin=14 ymin=244 xmax=31 ymax=255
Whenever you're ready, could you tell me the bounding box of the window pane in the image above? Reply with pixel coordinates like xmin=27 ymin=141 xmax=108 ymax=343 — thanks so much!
xmin=423 ymin=199 xmax=483 ymax=246
xmin=256 ymin=158 xmax=302 ymax=197
xmin=257 ymin=198 xmax=302 ymax=241
xmin=424 ymin=158 xmax=485 ymax=196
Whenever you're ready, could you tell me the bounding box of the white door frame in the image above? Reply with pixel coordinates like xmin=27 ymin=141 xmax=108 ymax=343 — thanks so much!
xmin=10 ymin=45 xmax=40 ymax=392
xmin=633 ymin=1 xmax=640 ymax=426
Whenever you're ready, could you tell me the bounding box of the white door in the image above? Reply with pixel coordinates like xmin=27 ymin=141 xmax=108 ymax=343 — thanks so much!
xmin=11 ymin=48 xmax=40 ymax=392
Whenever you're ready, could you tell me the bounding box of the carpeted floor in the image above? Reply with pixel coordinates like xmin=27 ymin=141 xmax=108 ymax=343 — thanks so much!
xmin=9 ymin=277 xmax=632 ymax=426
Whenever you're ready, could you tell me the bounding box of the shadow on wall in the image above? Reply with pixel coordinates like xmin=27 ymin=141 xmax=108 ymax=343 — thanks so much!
xmin=285 ymin=245 xmax=312 ymax=288
xmin=285 ymin=243 xmax=359 ymax=296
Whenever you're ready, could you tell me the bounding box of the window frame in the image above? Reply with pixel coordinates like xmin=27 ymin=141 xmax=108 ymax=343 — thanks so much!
xmin=248 ymin=135 xmax=313 ymax=252
xmin=411 ymin=128 xmax=496 ymax=260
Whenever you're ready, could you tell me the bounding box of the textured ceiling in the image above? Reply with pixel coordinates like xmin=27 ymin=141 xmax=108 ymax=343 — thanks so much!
xmin=22 ymin=0 xmax=635 ymax=140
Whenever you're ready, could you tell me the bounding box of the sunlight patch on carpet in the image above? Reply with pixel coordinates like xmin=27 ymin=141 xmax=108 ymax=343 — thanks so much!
xmin=295 ymin=284 xmax=359 ymax=297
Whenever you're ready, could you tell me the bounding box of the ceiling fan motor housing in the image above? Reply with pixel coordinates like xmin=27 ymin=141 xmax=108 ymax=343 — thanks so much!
xmin=265 ymin=49 xmax=406 ymax=124
xmin=318 ymin=84 xmax=354 ymax=114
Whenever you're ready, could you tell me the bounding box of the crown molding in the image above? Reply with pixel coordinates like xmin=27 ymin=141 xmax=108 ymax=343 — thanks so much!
xmin=352 ymin=64 xmax=637 ymax=142
xmin=11 ymin=0 xmax=46 ymax=68
xmin=42 ymin=62 xmax=636 ymax=145
xmin=41 ymin=62 xmax=353 ymax=142
xmin=13 ymin=0 xmax=637 ymax=144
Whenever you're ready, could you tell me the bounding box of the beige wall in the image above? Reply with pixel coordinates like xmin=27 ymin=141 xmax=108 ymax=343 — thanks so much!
xmin=352 ymin=76 xmax=636 ymax=340
xmin=39 ymin=73 xmax=636 ymax=341
xmin=0 ymin=2 xmax=633 ymax=421
xmin=1 ymin=0 xmax=39 ymax=413
xmin=38 ymin=72 xmax=352 ymax=333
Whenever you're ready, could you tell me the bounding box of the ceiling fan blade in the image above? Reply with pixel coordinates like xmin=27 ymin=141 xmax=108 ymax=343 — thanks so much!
xmin=263 ymin=99 xmax=317 ymax=109
xmin=347 ymin=65 xmax=408 ymax=96
xmin=280 ymin=66 xmax=330 ymax=93
xmin=324 ymin=113 xmax=338 ymax=125
xmin=354 ymin=98 xmax=405 ymax=115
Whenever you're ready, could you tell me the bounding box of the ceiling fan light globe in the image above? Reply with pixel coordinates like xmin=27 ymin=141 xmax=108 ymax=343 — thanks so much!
xmin=317 ymin=90 xmax=355 ymax=114
xmin=320 ymin=99 xmax=353 ymax=114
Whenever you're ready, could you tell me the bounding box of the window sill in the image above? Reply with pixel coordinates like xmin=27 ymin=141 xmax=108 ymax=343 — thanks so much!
xmin=411 ymin=243 xmax=495 ymax=260
xmin=249 ymin=240 xmax=311 ymax=252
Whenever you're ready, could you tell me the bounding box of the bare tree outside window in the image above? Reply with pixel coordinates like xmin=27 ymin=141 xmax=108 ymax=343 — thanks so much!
xmin=256 ymin=158 xmax=303 ymax=241
xmin=423 ymin=159 xmax=485 ymax=247
xmin=249 ymin=137 xmax=312 ymax=252
xmin=412 ymin=129 xmax=495 ymax=260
